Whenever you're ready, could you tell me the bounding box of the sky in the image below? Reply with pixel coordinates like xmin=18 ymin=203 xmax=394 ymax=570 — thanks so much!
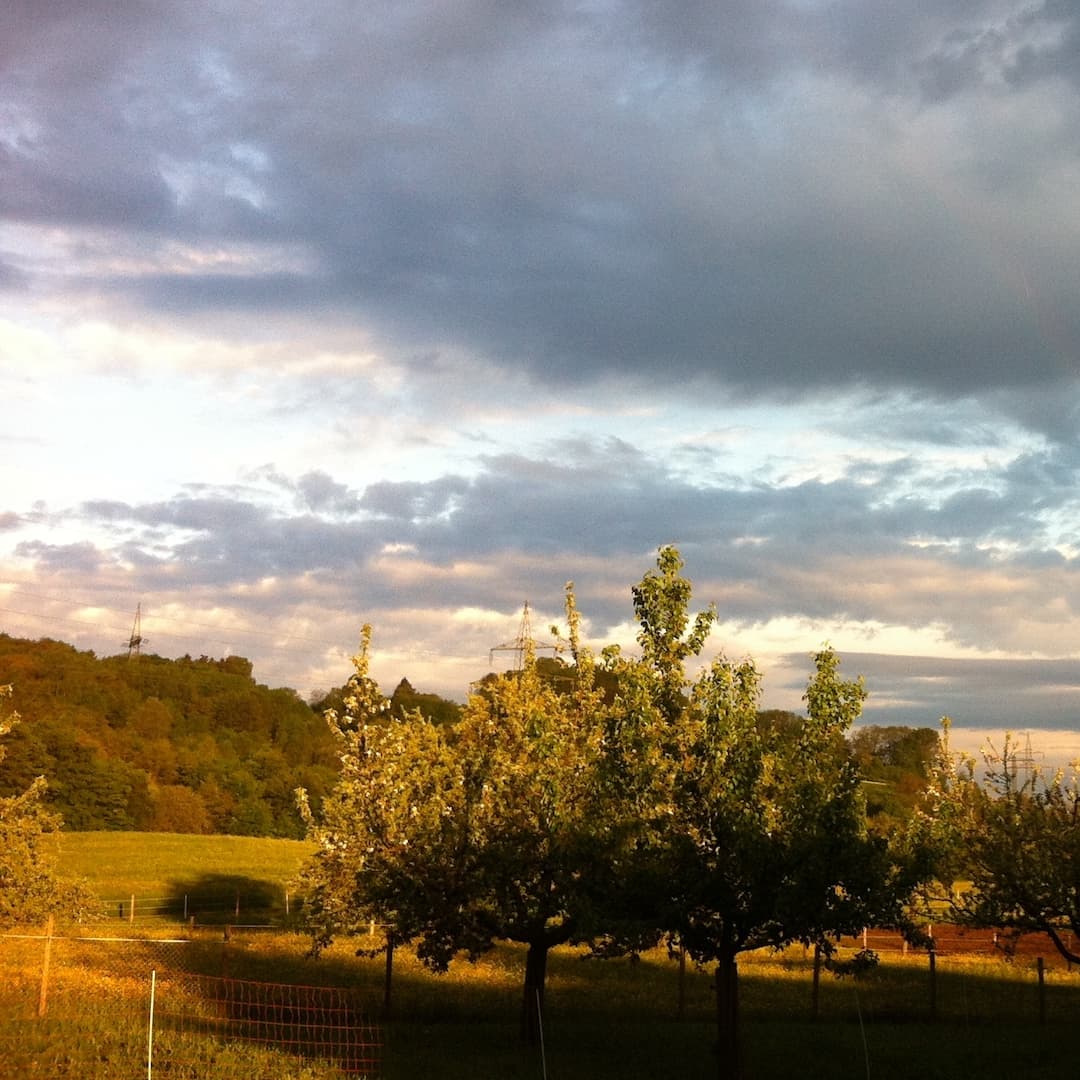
xmin=3 ymin=1 xmax=1080 ymax=765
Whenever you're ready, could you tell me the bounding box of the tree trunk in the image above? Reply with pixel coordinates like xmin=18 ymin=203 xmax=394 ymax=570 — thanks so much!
xmin=520 ymin=939 xmax=549 ymax=1045
xmin=715 ymin=952 xmax=741 ymax=1080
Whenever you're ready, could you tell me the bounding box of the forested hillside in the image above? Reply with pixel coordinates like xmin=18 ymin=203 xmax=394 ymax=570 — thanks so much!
xmin=0 ymin=635 xmax=344 ymax=836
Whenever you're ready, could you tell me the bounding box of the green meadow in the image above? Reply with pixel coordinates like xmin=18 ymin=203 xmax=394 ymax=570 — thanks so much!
xmin=55 ymin=831 xmax=314 ymax=898
xmin=7 ymin=833 xmax=1078 ymax=1078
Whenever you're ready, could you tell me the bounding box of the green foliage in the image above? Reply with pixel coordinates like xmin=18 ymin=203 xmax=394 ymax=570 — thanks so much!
xmin=632 ymin=641 xmax=915 ymax=961
xmin=388 ymin=677 xmax=462 ymax=726
xmin=303 ymin=549 xmax=930 ymax=1071
xmin=850 ymin=724 xmax=940 ymax=833
xmin=0 ymin=685 xmax=93 ymax=926
xmin=925 ymin=724 xmax=1080 ymax=965
xmin=0 ymin=635 xmax=341 ymax=837
xmin=302 ymin=610 xmax=615 ymax=1046
xmin=595 ymin=551 xmax=929 ymax=1080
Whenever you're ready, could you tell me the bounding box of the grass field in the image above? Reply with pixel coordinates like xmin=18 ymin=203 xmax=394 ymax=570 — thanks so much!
xmin=56 ymin=831 xmax=314 ymax=897
xmin=13 ymin=832 xmax=1080 ymax=1078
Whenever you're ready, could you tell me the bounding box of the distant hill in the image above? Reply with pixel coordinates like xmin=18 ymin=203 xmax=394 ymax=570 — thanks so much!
xmin=0 ymin=634 xmax=457 ymax=838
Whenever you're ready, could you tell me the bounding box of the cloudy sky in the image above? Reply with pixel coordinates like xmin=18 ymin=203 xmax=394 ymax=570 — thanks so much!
xmin=3 ymin=1 xmax=1080 ymax=760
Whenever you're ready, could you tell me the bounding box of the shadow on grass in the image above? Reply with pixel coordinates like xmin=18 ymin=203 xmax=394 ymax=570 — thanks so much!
xmin=164 ymin=872 xmax=299 ymax=925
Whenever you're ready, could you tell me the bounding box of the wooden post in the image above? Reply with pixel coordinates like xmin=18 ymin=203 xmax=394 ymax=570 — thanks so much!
xmin=234 ymin=890 xmax=240 ymax=919
xmin=1037 ymin=957 xmax=1046 ymax=1025
xmin=284 ymin=890 xmax=290 ymax=917
xmin=811 ymin=943 xmax=822 ymax=1022
xmin=130 ymin=894 xmax=136 ymax=925
xmin=677 ymin=944 xmax=686 ymax=1020
xmin=183 ymin=894 xmax=188 ymax=921
xmin=383 ymin=931 xmax=395 ymax=1019
xmin=37 ymin=914 xmax=55 ymax=1019
xmin=928 ymin=948 xmax=937 ymax=1022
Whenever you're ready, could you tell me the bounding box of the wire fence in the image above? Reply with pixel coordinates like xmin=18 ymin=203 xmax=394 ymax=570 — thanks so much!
xmin=97 ymin=887 xmax=304 ymax=927
xmin=153 ymin=971 xmax=382 ymax=1075
xmin=0 ymin=925 xmax=382 ymax=1078
xmin=842 ymin=925 xmax=1080 ymax=969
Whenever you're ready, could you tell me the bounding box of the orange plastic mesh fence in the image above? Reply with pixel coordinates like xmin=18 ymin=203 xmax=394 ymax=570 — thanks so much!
xmin=155 ymin=972 xmax=382 ymax=1075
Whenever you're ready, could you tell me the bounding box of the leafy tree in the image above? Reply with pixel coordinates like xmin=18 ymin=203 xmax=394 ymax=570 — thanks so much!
xmin=148 ymin=784 xmax=211 ymax=833
xmin=599 ymin=549 xmax=924 ymax=1080
xmin=924 ymin=724 xmax=1080 ymax=965
xmin=302 ymin=606 xmax=612 ymax=1043
xmin=0 ymin=686 xmax=92 ymax=926
xmin=850 ymin=724 xmax=939 ymax=833
xmin=299 ymin=627 xmax=468 ymax=966
xmin=388 ymin=677 xmax=462 ymax=727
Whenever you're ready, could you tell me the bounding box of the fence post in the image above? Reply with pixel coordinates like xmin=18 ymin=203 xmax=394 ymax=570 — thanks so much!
xmin=130 ymin=895 xmax=136 ymax=925
xmin=811 ymin=943 xmax=822 ymax=1022
xmin=37 ymin=914 xmax=55 ymax=1019
xmin=234 ymin=890 xmax=240 ymax=920
xmin=928 ymin=948 xmax=937 ymax=1022
xmin=147 ymin=969 xmax=157 ymax=1080
xmin=383 ymin=931 xmax=395 ymax=1019
xmin=677 ymin=943 xmax=686 ymax=1020
xmin=1038 ymin=957 xmax=1046 ymax=1025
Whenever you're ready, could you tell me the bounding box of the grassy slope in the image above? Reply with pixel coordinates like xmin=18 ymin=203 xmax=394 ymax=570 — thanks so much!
xmin=54 ymin=831 xmax=314 ymax=898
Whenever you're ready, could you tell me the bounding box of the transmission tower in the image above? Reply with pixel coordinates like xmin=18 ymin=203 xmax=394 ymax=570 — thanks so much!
xmin=126 ymin=603 xmax=146 ymax=660
xmin=1012 ymin=730 xmax=1043 ymax=785
xmin=488 ymin=601 xmax=559 ymax=669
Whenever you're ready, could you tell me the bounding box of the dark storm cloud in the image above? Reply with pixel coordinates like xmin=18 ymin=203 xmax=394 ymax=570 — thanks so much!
xmin=5 ymin=2 xmax=1080 ymax=420
xmin=809 ymin=652 xmax=1080 ymax=729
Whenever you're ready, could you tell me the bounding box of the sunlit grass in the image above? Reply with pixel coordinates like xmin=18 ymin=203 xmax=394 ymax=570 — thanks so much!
xmin=6 ymin=928 xmax=1080 ymax=1079
xmin=18 ymin=832 xmax=1080 ymax=1076
xmin=55 ymin=832 xmax=314 ymax=899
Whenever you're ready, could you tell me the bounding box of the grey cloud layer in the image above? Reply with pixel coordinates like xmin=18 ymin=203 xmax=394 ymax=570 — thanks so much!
xmin=4 ymin=2 xmax=1079 ymax=421
xmin=15 ymin=431 xmax=1079 ymax=640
